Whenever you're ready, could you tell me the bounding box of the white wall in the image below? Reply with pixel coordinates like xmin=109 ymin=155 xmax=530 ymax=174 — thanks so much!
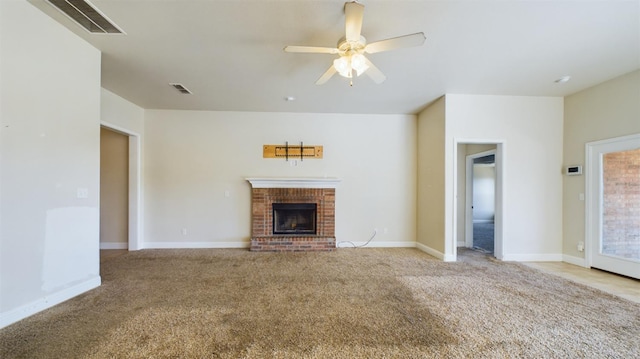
xmin=143 ymin=110 xmax=417 ymax=248
xmin=563 ymin=70 xmax=640 ymax=263
xmin=445 ymin=94 xmax=564 ymax=261
xmin=101 ymin=88 xmax=145 ymax=135
xmin=0 ymin=0 xmax=101 ymax=328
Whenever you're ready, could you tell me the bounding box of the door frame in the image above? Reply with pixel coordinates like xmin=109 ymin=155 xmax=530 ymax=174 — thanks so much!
xmin=100 ymin=121 xmax=143 ymax=250
xmin=465 ymin=149 xmax=497 ymax=249
xmin=452 ymin=139 xmax=505 ymax=261
xmin=585 ymin=133 xmax=640 ymax=276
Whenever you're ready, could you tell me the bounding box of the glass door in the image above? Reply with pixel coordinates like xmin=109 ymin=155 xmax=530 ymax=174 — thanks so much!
xmin=587 ymin=135 xmax=640 ymax=279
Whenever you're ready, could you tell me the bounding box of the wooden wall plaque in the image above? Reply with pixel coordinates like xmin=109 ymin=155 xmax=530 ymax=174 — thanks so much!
xmin=263 ymin=144 xmax=323 ymax=159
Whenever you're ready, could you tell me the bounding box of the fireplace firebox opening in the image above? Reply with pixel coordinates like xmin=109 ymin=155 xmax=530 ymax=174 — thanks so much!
xmin=273 ymin=203 xmax=317 ymax=235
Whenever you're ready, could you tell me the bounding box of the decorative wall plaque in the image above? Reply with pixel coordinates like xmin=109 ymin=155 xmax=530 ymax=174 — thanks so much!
xmin=263 ymin=142 xmax=323 ymax=160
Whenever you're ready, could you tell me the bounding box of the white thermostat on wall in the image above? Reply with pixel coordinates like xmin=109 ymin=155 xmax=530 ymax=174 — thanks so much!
xmin=565 ymin=165 xmax=582 ymax=176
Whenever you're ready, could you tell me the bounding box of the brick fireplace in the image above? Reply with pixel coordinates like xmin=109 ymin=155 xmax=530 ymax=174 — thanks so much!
xmin=247 ymin=178 xmax=340 ymax=252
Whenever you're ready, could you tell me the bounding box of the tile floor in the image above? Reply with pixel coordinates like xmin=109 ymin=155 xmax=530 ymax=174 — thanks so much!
xmin=525 ymin=261 xmax=640 ymax=304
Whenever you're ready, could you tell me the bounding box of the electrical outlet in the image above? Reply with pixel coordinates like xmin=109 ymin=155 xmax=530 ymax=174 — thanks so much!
xmin=577 ymin=241 xmax=584 ymax=252
xmin=76 ymin=188 xmax=89 ymax=199
xmin=181 ymin=228 xmax=188 ymax=236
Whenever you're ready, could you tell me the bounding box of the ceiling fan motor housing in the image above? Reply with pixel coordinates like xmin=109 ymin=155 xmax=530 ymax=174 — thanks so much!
xmin=337 ymin=36 xmax=367 ymax=56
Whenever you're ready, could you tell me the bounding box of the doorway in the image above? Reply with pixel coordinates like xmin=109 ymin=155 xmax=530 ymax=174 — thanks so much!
xmin=100 ymin=121 xmax=142 ymax=250
xmin=586 ymin=134 xmax=640 ymax=279
xmin=456 ymin=142 xmax=504 ymax=261
xmin=100 ymin=127 xmax=129 ymax=249
xmin=470 ymin=153 xmax=495 ymax=253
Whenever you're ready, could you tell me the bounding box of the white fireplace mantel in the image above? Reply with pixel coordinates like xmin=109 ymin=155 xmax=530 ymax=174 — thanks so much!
xmin=246 ymin=177 xmax=341 ymax=189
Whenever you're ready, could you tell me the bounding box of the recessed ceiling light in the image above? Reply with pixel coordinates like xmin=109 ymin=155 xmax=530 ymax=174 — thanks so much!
xmin=285 ymin=96 xmax=296 ymax=101
xmin=555 ymin=75 xmax=571 ymax=84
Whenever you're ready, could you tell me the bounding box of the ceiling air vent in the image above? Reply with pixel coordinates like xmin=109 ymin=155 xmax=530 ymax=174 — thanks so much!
xmin=169 ymin=83 xmax=193 ymax=95
xmin=47 ymin=0 xmax=124 ymax=34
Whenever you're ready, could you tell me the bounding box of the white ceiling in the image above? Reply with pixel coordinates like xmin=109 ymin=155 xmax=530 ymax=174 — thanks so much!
xmin=31 ymin=0 xmax=640 ymax=114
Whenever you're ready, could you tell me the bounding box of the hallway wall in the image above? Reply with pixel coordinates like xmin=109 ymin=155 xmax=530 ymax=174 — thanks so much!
xmin=100 ymin=128 xmax=129 ymax=248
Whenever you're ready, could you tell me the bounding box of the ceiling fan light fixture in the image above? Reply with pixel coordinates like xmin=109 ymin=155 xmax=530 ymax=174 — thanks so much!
xmin=351 ymin=54 xmax=369 ymax=75
xmin=333 ymin=57 xmax=351 ymax=77
xmin=333 ymin=54 xmax=369 ymax=78
xmin=284 ymin=1 xmax=425 ymax=85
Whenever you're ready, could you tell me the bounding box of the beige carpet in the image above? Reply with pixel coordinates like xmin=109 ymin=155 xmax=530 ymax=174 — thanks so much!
xmin=1 ymin=248 xmax=639 ymax=358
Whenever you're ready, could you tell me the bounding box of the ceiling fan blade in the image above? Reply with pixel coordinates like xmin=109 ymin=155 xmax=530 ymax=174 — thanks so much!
xmin=365 ymin=32 xmax=426 ymax=54
xmin=316 ymin=65 xmax=337 ymax=85
xmin=344 ymin=1 xmax=364 ymax=42
xmin=284 ymin=46 xmax=339 ymax=54
xmin=363 ymin=57 xmax=386 ymax=84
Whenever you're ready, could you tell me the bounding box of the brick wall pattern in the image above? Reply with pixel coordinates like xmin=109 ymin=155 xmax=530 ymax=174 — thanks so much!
xmin=250 ymin=188 xmax=336 ymax=252
xmin=602 ymin=148 xmax=640 ymax=260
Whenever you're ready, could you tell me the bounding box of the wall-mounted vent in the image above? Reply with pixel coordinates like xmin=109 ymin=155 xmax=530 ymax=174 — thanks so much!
xmin=47 ymin=0 xmax=124 ymax=34
xmin=169 ymin=83 xmax=193 ymax=95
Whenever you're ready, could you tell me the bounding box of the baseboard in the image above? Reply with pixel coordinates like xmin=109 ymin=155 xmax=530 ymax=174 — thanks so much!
xmin=563 ymin=254 xmax=587 ymax=267
xmin=456 ymin=240 xmax=466 ymax=248
xmin=416 ymin=242 xmax=442 ymax=259
xmin=501 ymin=253 xmax=564 ymax=262
xmin=0 ymin=276 xmax=101 ymax=329
xmin=336 ymin=241 xmax=416 ymax=249
xmin=142 ymin=241 xmax=250 ymax=249
xmin=144 ymin=241 xmax=418 ymax=250
xmin=415 ymin=243 xmax=456 ymax=262
xmin=100 ymin=242 xmax=128 ymax=250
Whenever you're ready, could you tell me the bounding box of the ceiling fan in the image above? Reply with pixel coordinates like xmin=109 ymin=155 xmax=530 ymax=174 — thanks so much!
xmin=284 ymin=1 xmax=425 ymax=86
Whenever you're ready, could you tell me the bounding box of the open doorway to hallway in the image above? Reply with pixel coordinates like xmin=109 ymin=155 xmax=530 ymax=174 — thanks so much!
xmin=99 ymin=121 xmax=142 ymax=251
xmin=455 ymin=142 xmax=503 ymax=260
xmin=100 ymin=127 xmax=129 ymax=250
xmin=471 ymin=153 xmax=495 ymax=253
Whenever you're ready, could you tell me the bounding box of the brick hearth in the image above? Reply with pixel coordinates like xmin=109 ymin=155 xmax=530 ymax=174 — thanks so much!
xmin=247 ymin=178 xmax=340 ymax=252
